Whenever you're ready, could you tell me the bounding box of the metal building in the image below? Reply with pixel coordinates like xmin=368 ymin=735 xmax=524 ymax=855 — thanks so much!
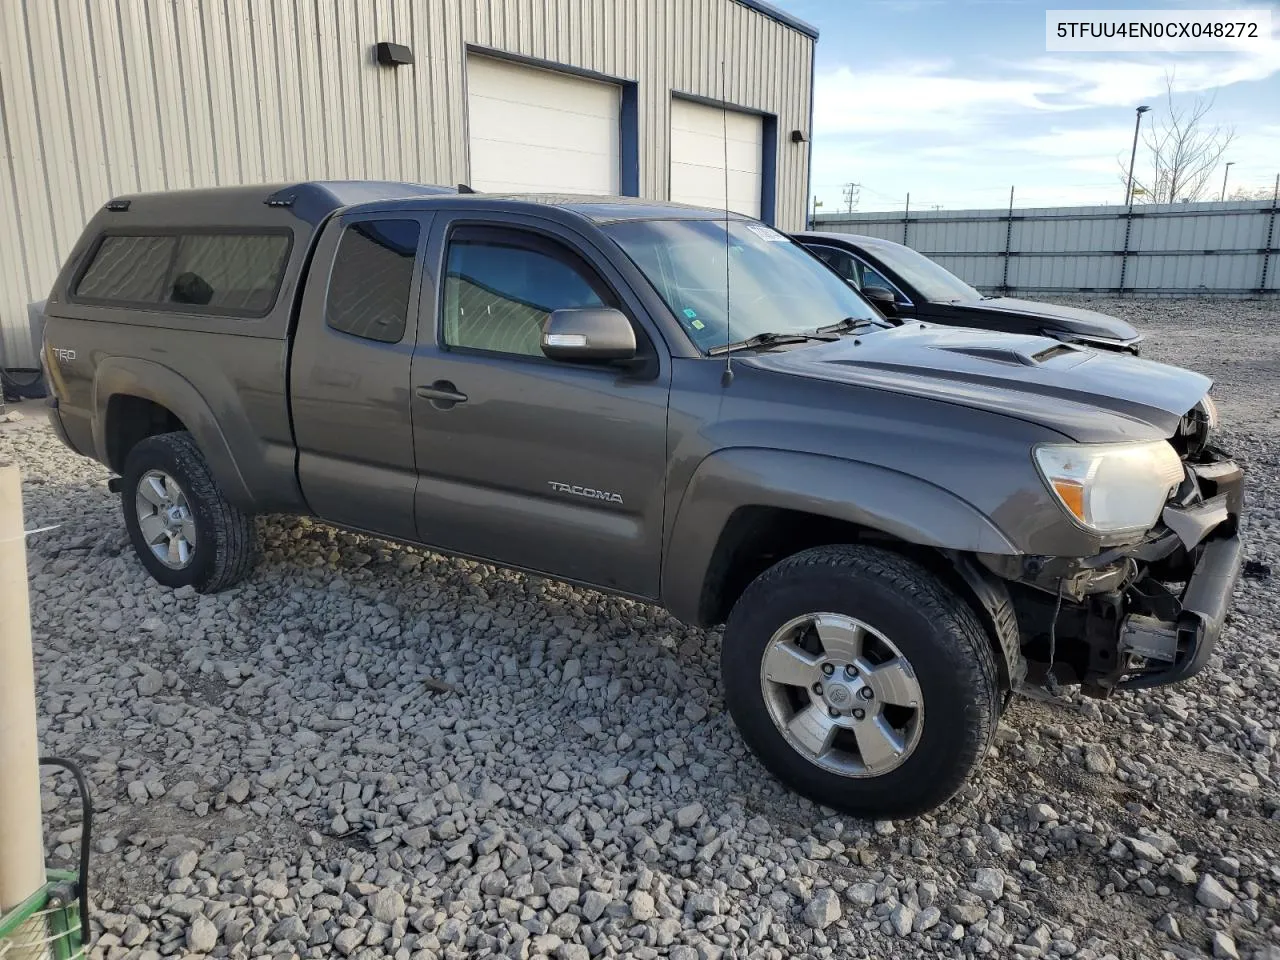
xmin=0 ymin=0 xmax=817 ymax=368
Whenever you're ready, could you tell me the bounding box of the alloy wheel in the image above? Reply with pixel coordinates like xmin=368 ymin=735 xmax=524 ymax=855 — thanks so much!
xmin=759 ymin=612 xmax=924 ymax=777
xmin=134 ymin=469 xmax=197 ymax=570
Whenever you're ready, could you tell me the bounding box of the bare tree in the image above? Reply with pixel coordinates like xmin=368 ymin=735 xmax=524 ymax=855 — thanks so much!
xmin=1118 ymin=72 xmax=1236 ymax=204
xmin=1227 ymin=184 xmax=1277 ymax=202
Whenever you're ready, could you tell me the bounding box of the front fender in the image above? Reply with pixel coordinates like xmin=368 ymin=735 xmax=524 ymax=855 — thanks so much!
xmin=661 ymin=447 xmax=1020 ymax=626
xmin=92 ymin=357 xmax=252 ymax=508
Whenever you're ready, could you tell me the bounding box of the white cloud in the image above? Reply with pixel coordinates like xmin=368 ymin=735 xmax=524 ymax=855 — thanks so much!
xmin=859 ymin=0 xmax=946 ymax=9
xmin=808 ymin=118 xmax=1280 ymax=212
xmin=813 ymin=34 xmax=1280 ymax=138
xmin=804 ymin=1 xmax=1280 ymax=212
xmin=1024 ymin=48 xmax=1280 ymax=108
xmin=813 ymin=60 xmax=1068 ymax=136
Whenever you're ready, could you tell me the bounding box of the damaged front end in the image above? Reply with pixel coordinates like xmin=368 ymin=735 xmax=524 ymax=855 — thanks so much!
xmin=982 ymin=397 xmax=1245 ymax=698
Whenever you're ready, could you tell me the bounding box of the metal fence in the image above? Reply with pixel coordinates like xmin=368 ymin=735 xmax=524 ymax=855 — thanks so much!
xmin=811 ymin=198 xmax=1280 ymax=298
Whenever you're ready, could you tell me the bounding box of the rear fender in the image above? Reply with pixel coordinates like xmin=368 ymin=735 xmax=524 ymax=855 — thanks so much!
xmin=92 ymin=358 xmax=252 ymax=508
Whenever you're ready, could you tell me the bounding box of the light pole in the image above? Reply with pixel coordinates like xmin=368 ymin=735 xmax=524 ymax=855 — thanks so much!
xmin=1125 ymin=104 xmax=1152 ymax=206
xmin=1220 ymin=161 xmax=1235 ymax=201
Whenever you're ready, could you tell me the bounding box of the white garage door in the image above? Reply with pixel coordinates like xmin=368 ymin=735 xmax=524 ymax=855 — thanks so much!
xmin=466 ymin=55 xmax=620 ymax=195
xmin=669 ymin=98 xmax=763 ymax=219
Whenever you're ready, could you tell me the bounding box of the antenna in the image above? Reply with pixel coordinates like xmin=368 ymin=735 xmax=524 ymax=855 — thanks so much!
xmin=720 ymin=30 xmax=733 ymax=387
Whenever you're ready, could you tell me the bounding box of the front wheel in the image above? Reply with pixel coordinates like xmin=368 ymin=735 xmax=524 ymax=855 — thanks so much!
xmin=721 ymin=545 xmax=1000 ymax=819
xmin=120 ymin=431 xmax=258 ymax=592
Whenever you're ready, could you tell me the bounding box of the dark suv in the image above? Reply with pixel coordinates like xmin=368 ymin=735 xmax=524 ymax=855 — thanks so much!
xmin=794 ymin=230 xmax=1143 ymax=353
xmin=38 ymin=181 xmax=1243 ymax=817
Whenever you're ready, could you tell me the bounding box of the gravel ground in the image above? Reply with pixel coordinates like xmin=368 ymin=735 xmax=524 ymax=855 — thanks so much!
xmin=2 ymin=298 xmax=1278 ymax=960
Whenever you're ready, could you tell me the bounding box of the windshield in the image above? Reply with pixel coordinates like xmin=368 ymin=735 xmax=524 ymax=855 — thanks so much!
xmin=864 ymin=242 xmax=981 ymax=302
xmin=603 ymin=218 xmax=879 ymax=352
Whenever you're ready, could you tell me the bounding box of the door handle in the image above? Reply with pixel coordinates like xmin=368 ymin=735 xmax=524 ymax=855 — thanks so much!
xmin=415 ymin=381 xmax=468 ymax=408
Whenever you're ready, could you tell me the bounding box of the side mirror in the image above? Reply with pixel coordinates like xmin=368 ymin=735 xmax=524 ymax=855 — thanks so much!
xmin=861 ymin=285 xmax=897 ymax=313
xmin=541 ymin=307 xmax=636 ymax=362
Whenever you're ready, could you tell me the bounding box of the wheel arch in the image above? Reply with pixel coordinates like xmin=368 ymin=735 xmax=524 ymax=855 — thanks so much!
xmin=93 ymin=357 xmax=253 ymax=508
xmin=663 ymin=449 xmax=1024 ymax=689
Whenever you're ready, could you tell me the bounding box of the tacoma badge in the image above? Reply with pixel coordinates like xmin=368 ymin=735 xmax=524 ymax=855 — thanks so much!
xmin=548 ymin=481 xmax=623 ymax=505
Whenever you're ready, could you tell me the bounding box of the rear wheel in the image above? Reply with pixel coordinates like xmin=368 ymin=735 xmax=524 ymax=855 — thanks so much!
xmin=120 ymin=431 xmax=257 ymax=592
xmin=721 ymin=545 xmax=1000 ymax=819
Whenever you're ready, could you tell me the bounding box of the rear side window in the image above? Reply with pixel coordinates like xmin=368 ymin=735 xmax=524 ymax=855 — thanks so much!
xmin=75 ymin=236 xmax=176 ymax=303
xmin=325 ymin=219 xmax=421 ymax=344
xmin=73 ymin=231 xmax=291 ymax=316
xmin=169 ymin=234 xmax=291 ymax=312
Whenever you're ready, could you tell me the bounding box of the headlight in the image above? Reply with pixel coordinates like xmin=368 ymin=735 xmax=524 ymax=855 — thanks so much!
xmin=1199 ymin=393 xmax=1219 ymax=434
xmin=1176 ymin=393 xmax=1218 ymax=456
xmin=1034 ymin=440 xmax=1184 ymax=534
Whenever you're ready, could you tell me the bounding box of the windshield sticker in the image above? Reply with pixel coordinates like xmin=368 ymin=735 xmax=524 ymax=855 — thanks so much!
xmin=746 ymin=223 xmax=788 ymax=242
xmin=691 ymin=318 xmax=706 ymax=330
xmin=683 ymin=308 xmax=698 ymax=318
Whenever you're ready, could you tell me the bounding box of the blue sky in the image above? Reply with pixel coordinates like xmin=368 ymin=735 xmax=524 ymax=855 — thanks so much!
xmin=769 ymin=0 xmax=1280 ymax=212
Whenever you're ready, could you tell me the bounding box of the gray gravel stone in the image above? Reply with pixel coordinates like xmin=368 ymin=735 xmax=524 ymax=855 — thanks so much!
xmin=971 ymin=868 xmax=1006 ymax=901
xmin=333 ymin=927 xmax=364 ymax=956
xmin=1083 ymin=742 xmax=1116 ymax=774
xmin=598 ymin=766 xmax=629 ymax=787
xmin=1213 ymin=931 xmax=1241 ymax=959
xmin=914 ymin=906 xmax=942 ymax=932
xmin=630 ymin=890 xmax=656 ymax=921
xmin=136 ymin=667 xmax=163 ymax=696
xmin=186 ymin=915 xmax=217 ymax=954
xmin=369 ymin=888 xmax=405 ymax=923
xmin=675 ymin=801 xmax=705 ymax=828
xmin=1126 ymin=837 xmax=1165 ymax=864
xmin=549 ymin=887 xmax=577 ymax=913
xmin=1029 ymin=803 xmax=1058 ymax=825
xmin=846 ymin=882 xmax=878 ymax=908
xmin=170 ymin=850 xmax=197 ymax=879
xmin=581 ymin=889 xmax=611 ymax=922
xmin=1197 ymin=874 xmax=1236 ymax=910
xmin=271 ymin=915 xmax=307 ymax=942
xmin=890 ymin=903 xmax=915 ymax=937
xmin=802 ymin=888 xmax=841 ymax=929
xmin=950 ymin=902 xmax=987 ymax=925
xmin=1155 ymin=913 xmax=1180 ymax=938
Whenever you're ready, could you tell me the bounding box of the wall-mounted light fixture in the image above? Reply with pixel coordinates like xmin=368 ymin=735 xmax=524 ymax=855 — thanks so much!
xmin=790 ymin=129 xmax=808 ymax=143
xmin=375 ymin=42 xmax=414 ymax=67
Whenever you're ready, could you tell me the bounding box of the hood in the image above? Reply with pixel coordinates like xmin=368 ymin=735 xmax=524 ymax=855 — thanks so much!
xmin=953 ymin=297 xmax=1140 ymax=343
xmin=746 ymin=324 xmax=1210 ymax=443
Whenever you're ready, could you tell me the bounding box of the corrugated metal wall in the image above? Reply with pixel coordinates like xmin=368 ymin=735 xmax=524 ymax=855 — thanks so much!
xmin=813 ymin=200 xmax=1280 ymax=299
xmin=0 ymin=0 xmax=814 ymax=366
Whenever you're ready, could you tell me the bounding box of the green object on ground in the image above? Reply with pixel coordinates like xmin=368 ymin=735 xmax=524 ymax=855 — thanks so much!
xmin=0 ymin=870 xmax=85 ymax=960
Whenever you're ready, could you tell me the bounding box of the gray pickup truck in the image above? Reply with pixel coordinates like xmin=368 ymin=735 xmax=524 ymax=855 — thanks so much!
xmin=40 ymin=181 xmax=1244 ymax=818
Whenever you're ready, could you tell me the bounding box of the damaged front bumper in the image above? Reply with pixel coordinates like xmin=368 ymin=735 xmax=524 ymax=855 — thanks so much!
xmin=1116 ymin=533 xmax=1243 ymax=689
xmin=982 ymin=448 xmax=1246 ymax=696
xmin=1114 ymin=453 xmax=1244 ymax=690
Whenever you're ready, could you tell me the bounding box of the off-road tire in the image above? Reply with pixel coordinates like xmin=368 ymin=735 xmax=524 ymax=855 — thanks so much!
xmin=722 ymin=544 xmax=1001 ymax=819
xmin=120 ymin=431 xmax=258 ymax=592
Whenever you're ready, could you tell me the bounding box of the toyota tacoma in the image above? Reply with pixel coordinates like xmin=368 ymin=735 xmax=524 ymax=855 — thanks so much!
xmin=38 ymin=181 xmax=1245 ymax=817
